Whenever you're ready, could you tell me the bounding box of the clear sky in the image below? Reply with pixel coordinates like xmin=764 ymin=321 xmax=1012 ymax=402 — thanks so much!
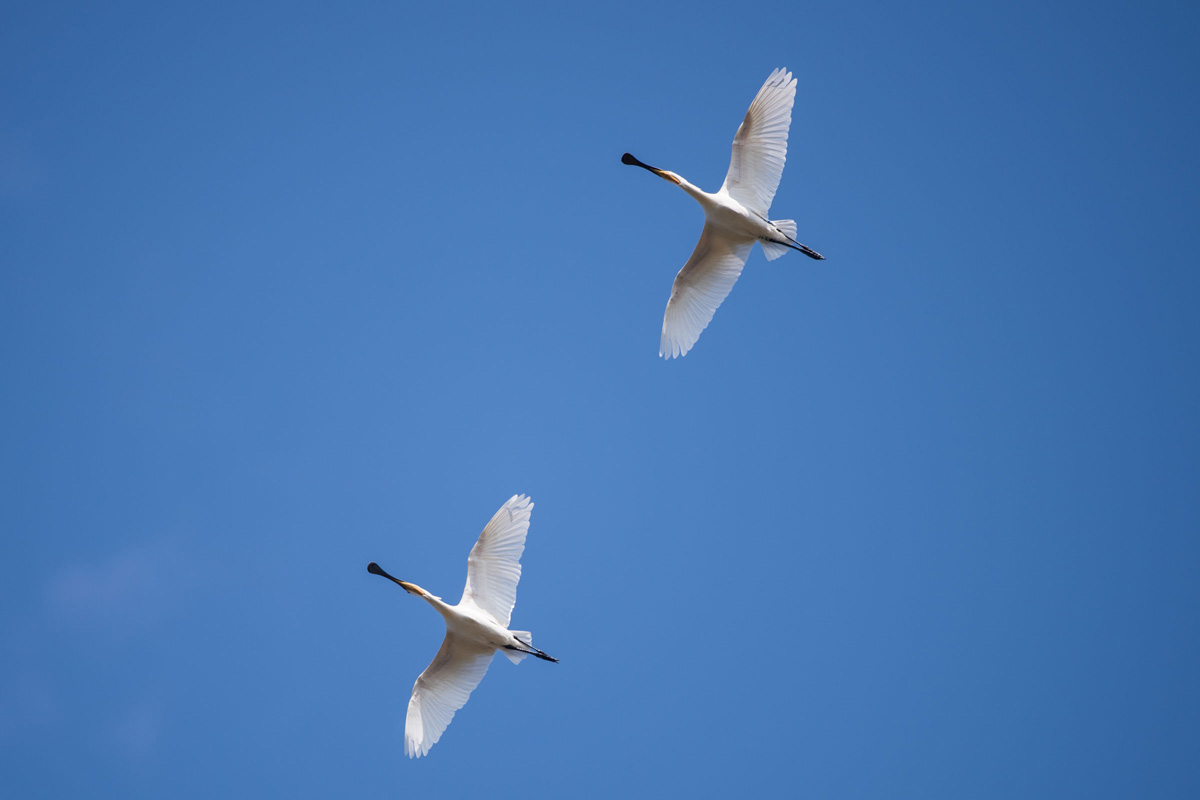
xmin=2 ymin=1 xmax=1198 ymax=797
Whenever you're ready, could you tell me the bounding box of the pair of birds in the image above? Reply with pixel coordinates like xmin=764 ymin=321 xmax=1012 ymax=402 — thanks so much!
xmin=369 ymin=67 xmax=824 ymax=758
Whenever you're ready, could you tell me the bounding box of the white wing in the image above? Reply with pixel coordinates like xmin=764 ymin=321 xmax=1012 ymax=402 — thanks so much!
xmin=460 ymin=494 xmax=532 ymax=628
xmin=719 ymin=68 xmax=797 ymax=218
xmin=660 ymin=225 xmax=754 ymax=359
xmin=405 ymin=632 xmax=495 ymax=758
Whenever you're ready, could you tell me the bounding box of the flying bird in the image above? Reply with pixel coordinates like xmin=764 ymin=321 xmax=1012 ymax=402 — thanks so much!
xmin=367 ymin=494 xmax=556 ymax=758
xmin=623 ymin=68 xmax=824 ymax=359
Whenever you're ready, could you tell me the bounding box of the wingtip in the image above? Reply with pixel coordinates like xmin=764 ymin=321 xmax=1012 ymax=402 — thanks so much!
xmin=766 ymin=66 xmax=794 ymax=86
xmin=506 ymin=493 xmax=533 ymax=511
xmin=659 ymin=336 xmax=686 ymax=360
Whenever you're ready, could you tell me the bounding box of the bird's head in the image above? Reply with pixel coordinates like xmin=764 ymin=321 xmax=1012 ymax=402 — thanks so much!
xmin=621 ymin=152 xmax=682 ymax=185
xmin=367 ymin=561 xmax=427 ymax=597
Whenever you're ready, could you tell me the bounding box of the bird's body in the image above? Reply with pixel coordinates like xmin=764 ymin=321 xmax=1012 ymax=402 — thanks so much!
xmin=623 ymin=68 xmax=824 ymax=359
xmin=416 ymin=591 xmax=512 ymax=649
xmin=367 ymin=494 xmax=555 ymax=758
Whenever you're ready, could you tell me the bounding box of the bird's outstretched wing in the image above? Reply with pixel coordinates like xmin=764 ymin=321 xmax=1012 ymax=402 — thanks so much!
xmin=719 ymin=68 xmax=797 ymax=218
xmin=405 ymin=632 xmax=495 ymax=758
xmin=460 ymin=494 xmax=532 ymax=628
xmin=660 ymin=225 xmax=754 ymax=359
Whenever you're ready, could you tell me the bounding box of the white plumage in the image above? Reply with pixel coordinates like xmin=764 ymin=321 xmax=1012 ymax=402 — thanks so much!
xmin=623 ymin=68 xmax=825 ymax=359
xmin=368 ymin=494 xmax=556 ymax=758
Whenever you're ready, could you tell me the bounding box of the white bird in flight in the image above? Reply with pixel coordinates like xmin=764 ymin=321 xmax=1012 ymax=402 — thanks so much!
xmin=623 ymin=68 xmax=825 ymax=359
xmin=367 ymin=494 xmax=556 ymax=758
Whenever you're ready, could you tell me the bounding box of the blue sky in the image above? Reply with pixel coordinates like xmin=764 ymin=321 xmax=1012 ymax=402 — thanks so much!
xmin=2 ymin=1 xmax=1199 ymax=796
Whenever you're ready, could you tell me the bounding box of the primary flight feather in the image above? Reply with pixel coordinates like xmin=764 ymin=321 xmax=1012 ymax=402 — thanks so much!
xmin=622 ymin=68 xmax=825 ymax=359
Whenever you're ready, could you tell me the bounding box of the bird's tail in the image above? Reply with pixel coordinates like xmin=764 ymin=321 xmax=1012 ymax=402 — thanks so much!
xmin=762 ymin=219 xmax=825 ymax=261
xmin=503 ymin=631 xmax=559 ymax=664
xmin=761 ymin=220 xmax=797 ymax=261
xmin=502 ymin=631 xmax=532 ymax=664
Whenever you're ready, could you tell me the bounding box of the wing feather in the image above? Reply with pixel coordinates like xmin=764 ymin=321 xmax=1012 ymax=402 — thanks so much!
xmin=404 ymin=633 xmax=495 ymax=758
xmin=660 ymin=226 xmax=754 ymax=359
xmin=460 ymin=495 xmax=532 ymax=628
xmin=720 ymin=68 xmax=797 ymax=217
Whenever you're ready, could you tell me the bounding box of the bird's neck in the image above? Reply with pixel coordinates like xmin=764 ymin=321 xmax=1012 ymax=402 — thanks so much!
xmin=420 ymin=590 xmax=451 ymax=615
xmin=676 ymin=177 xmax=710 ymax=204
